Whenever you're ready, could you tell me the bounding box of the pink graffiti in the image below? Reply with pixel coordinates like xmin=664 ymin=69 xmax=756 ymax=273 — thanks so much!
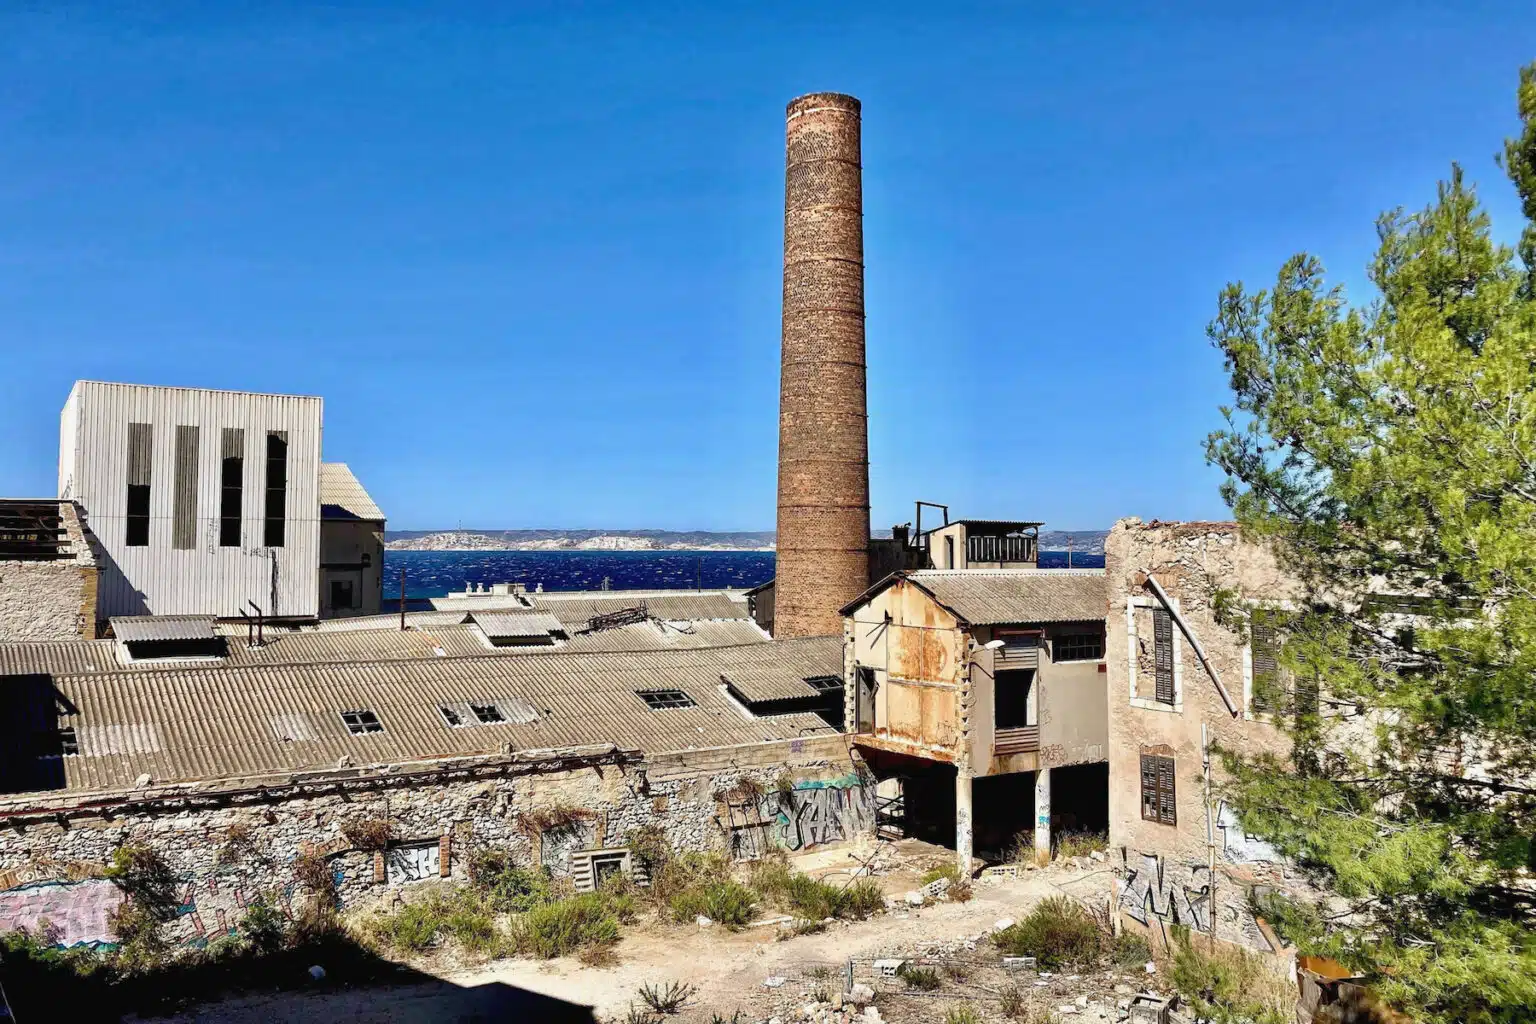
xmin=0 ymin=878 xmax=122 ymax=947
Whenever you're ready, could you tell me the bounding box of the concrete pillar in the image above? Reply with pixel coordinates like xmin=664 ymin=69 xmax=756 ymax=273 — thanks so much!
xmin=955 ymin=770 xmax=974 ymax=875
xmin=1034 ymin=768 xmax=1052 ymax=866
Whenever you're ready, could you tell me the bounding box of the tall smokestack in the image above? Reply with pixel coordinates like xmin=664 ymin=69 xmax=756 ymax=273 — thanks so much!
xmin=775 ymin=92 xmax=870 ymax=638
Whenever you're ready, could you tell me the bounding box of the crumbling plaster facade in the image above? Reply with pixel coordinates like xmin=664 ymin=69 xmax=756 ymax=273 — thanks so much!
xmin=1105 ymin=517 xmax=1310 ymax=951
xmin=0 ymin=738 xmax=873 ymax=948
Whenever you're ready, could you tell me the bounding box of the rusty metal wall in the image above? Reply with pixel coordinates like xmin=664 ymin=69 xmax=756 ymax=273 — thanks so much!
xmin=774 ymin=92 xmax=870 ymax=639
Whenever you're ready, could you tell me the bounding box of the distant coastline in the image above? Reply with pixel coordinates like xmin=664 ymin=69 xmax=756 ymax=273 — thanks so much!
xmin=385 ymin=527 xmax=1108 ymax=555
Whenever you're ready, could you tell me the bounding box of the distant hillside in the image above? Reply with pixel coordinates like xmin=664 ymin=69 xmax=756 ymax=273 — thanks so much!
xmin=386 ymin=526 xmax=1108 ymax=555
xmin=384 ymin=529 xmax=776 ymax=552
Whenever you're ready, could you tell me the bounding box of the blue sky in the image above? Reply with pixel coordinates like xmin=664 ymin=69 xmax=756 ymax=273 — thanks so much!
xmin=2 ymin=3 xmax=1533 ymax=532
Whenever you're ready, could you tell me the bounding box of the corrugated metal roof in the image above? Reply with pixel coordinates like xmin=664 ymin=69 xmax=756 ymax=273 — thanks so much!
xmin=318 ymin=463 xmax=386 ymax=522
xmin=722 ymin=665 xmax=839 ymax=702
xmin=427 ymin=595 xmax=536 ymax=612
xmin=0 ymin=638 xmax=842 ymax=795
xmin=466 ymin=610 xmax=565 ymax=639
xmin=111 ymin=616 xmax=218 ymax=642
xmin=844 ymin=569 xmax=1106 ymax=625
xmin=536 ymin=592 xmax=748 ymax=627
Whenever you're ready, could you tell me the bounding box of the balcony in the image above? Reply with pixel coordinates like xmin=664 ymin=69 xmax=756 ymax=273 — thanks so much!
xmin=993 ymin=726 xmax=1039 ymax=756
xmin=967 ymin=533 xmax=1038 ymax=565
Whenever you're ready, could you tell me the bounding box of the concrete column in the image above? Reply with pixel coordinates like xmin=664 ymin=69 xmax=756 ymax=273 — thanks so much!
xmin=1034 ymin=768 xmax=1052 ymax=866
xmin=955 ymin=770 xmax=974 ymax=875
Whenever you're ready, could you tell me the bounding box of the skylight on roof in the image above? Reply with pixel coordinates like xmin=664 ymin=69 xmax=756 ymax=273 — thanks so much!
xmin=804 ymin=675 xmax=843 ymax=692
xmin=636 ymin=689 xmax=697 ymax=710
xmin=341 ymin=709 xmax=384 ymax=735
xmin=439 ymin=706 xmax=465 ymax=728
xmin=471 ymin=703 xmax=506 ymax=724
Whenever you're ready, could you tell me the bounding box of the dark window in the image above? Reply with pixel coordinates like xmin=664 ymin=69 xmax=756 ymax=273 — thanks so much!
xmin=126 ymin=422 xmax=152 ymax=547
xmin=1140 ymin=754 xmax=1176 ymax=825
xmin=125 ymin=637 xmax=227 ymax=660
xmin=591 ymin=852 xmax=626 ymax=885
xmin=471 ymin=703 xmax=506 ymax=724
xmin=999 ymin=631 xmax=1039 ymax=649
xmin=855 ymin=666 xmax=877 ymax=732
xmin=994 ymin=668 xmax=1033 ymax=729
xmin=636 ymin=689 xmax=696 ymax=710
xmin=1053 ymin=632 xmax=1104 ymax=662
xmin=1250 ymin=609 xmax=1280 ymax=713
xmin=804 ymin=675 xmax=843 ymax=692
xmin=41 ymin=726 xmax=80 ymax=758
xmin=172 ymin=425 xmax=199 ymax=550
xmin=439 ymin=706 xmax=465 ymax=728
xmin=341 ymin=709 xmax=384 ymax=735
xmin=220 ymin=428 xmax=244 ymax=547
xmin=264 ymin=432 xmax=288 ymax=548
xmin=944 ymin=535 xmax=956 ymax=568
xmin=1153 ymin=608 xmax=1175 ymax=704
xmin=330 ymin=579 xmax=355 ymax=610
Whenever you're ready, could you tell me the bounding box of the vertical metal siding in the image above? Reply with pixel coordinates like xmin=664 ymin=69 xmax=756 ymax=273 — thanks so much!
xmin=172 ymin=425 xmax=199 ymax=550
xmin=70 ymin=382 xmax=322 ymax=619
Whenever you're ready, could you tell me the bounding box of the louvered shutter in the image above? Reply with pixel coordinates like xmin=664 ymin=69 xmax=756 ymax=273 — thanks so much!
xmin=1250 ymin=611 xmax=1278 ymax=713
xmin=1140 ymin=755 xmax=1159 ymax=822
xmin=1295 ymin=673 xmax=1319 ymax=718
xmin=1153 ymin=608 xmax=1175 ymax=704
xmin=1156 ymin=757 xmax=1177 ymax=825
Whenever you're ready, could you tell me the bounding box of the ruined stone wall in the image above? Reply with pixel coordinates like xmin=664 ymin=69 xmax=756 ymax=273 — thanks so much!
xmin=0 ymin=503 xmax=99 ymax=642
xmin=0 ymin=739 xmax=874 ymax=948
xmin=1104 ymin=518 xmax=1310 ymax=951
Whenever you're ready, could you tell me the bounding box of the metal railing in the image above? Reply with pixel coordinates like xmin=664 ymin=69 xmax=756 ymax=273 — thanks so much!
xmin=966 ymin=534 xmax=1037 ymax=564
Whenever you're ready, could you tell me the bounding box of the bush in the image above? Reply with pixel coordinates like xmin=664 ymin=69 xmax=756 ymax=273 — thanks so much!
xmin=1170 ymin=931 xmax=1291 ymax=1024
xmin=945 ymin=1004 xmax=981 ymax=1024
xmin=670 ymin=881 xmax=757 ymax=928
xmin=626 ymin=825 xmax=671 ymax=875
xmin=366 ymin=889 xmax=503 ymax=956
xmin=840 ymin=878 xmax=886 ymax=919
xmin=920 ymin=862 xmax=962 ymax=887
xmin=1110 ymin=930 xmax=1152 ymax=968
xmin=752 ymin=865 xmax=881 ymax=921
xmin=340 ymin=816 xmax=393 ymax=852
xmin=638 ymin=979 xmax=697 ymax=1014
xmin=1053 ymin=831 xmax=1108 ymax=859
xmin=238 ymin=897 xmax=287 ymax=954
xmin=993 ymin=897 xmax=1103 ymax=969
xmin=514 ymin=893 xmax=620 ymax=959
xmin=896 ymin=963 xmax=942 ymax=990
xmin=468 ymin=849 xmax=556 ymax=913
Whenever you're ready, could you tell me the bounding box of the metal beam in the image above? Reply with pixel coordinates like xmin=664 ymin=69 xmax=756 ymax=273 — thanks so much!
xmin=1143 ymin=573 xmax=1240 ymax=718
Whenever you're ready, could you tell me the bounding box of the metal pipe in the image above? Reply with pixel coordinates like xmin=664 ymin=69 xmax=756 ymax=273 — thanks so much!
xmin=1143 ymin=573 xmax=1240 ymax=717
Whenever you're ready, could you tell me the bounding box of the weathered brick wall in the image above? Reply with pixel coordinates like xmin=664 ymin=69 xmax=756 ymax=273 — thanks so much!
xmin=775 ymin=92 xmax=870 ymax=639
xmin=0 ymin=740 xmax=873 ymax=948
xmin=1104 ymin=518 xmax=1313 ymax=951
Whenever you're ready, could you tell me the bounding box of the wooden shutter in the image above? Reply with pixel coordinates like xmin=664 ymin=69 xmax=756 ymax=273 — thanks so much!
xmin=1153 ymin=608 xmax=1174 ymax=704
xmin=1140 ymin=755 xmax=1159 ymax=822
xmin=1156 ymin=757 xmax=1177 ymax=825
xmin=1141 ymin=754 xmax=1177 ymax=825
xmin=1295 ymin=673 xmax=1319 ymax=718
xmin=1250 ymin=611 xmax=1278 ymax=713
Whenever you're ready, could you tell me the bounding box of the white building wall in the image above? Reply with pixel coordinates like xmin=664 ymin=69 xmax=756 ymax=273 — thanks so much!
xmin=62 ymin=381 xmax=322 ymax=619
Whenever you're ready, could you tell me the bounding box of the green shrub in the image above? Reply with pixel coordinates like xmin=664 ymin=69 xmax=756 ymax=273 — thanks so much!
xmin=920 ymin=862 xmax=962 ymax=887
xmin=638 ymin=979 xmax=698 ymax=1014
xmin=1110 ymin=930 xmax=1152 ymax=968
xmin=670 ymin=880 xmax=757 ymax=927
xmin=468 ymin=849 xmax=556 ymax=913
xmin=515 ymin=893 xmax=620 ymax=959
xmin=238 ymin=897 xmax=287 ymax=954
xmin=1053 ymin=831 xmax=1108 ymax=859
xmin=1170 ymin=931 xmax=1291 ymax=1024
xmin=443 ymin=906 xmax=499 ymax=955
xmin=896 ymin=963 xmax=942 ymax=990
xmin=840 ymin=879 xmax=886 ymax=919
xmin=945 ymin=1004 xmax=981 ymax=1024
xmin=993 ymin=896 xmax=1103 ymax=969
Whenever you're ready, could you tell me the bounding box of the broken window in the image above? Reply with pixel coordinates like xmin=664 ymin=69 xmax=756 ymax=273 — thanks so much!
xmin=43 ymin=726 xmax=80 ymax=758
xmin=439 ymin=706 xmax=465 ymax=728
xmin=263 ymin=431 xmax=287 ymax=548
xmin=341 ymin=709 xmax=384 ymax=735
xmin=994 ymin=669 xmax=1033 ymax=729
xmin=1152 ymin=608 xmax=1175 ymax=705
xmin=125 ymin=422 xmax=152 ymax=547
xmin=1052 ymin=632 xmax=1104 ymax=662
xmin=636 ymin=689 xmax=696 ymax=710
xmin=220 ymin=428 xmax=244 ymax=547
xmin=330 ymin=579 xmax=355 ymax=610
xmin=470 ymin=703 xmax=506 ymax=724
xmin=1140 ymin=754 xmax=1176 ymax=825
xmin=803 ymin=675 xmax=843 ymax=693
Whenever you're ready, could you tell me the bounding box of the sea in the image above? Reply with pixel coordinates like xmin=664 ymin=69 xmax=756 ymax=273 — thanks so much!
xmin=383 ymin=549 xmax=1104 ymax=601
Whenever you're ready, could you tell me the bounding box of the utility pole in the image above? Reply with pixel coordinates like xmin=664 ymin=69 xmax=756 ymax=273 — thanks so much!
xmin=399 ymin=569 xmax=406 ymax=631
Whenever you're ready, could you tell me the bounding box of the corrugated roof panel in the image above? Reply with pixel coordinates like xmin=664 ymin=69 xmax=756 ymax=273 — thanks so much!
xmin=467 ymin=610 xmax=566 ymax=639
xmin=898 ymin=570 xmax=1106 ymax=625
xmin=111 ymin=616 xmax=218 ymax=642
xmin=318 ymin=463 xmax=386 ymax=521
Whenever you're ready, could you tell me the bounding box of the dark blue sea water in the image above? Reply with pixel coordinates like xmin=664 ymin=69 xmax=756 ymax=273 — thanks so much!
xmin=382 ymin=549 xmax=1103 ymax=601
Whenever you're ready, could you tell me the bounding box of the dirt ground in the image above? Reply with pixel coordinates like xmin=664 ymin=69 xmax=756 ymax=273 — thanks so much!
xmin=145 ymin=841 xmax=1161 ymax=1024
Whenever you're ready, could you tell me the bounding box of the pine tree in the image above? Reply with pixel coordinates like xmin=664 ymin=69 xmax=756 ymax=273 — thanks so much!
xmin=1205 ymin=64 xmax=1536 ymax=1024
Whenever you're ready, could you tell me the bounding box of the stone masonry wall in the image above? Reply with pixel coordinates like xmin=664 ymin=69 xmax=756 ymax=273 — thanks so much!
xmin=1104 ymin=518 xmax=1315 ymax=952
xmin=0 ymin=739 xmax=873 ymax=948
xmin=0 ymin=503 xmax=99 ymax=642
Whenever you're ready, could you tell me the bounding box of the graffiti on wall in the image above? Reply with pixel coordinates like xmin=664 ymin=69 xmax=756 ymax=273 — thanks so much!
xmin=0 ymin=877 xmax=121 ymax=948
xmin=1216 ymin=801 xmax=1281 ymax=864
xmin=386 ymin=843 xmax=440 ymax=884
xmin=1118 ymin=852 xmax=1212 ymax=931
xmin=724 ymin=774 xmax=875 ymax=860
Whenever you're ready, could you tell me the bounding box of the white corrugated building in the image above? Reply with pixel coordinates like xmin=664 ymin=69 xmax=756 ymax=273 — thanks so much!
xmin=59 ymin=381 xmax=323 ymax=620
